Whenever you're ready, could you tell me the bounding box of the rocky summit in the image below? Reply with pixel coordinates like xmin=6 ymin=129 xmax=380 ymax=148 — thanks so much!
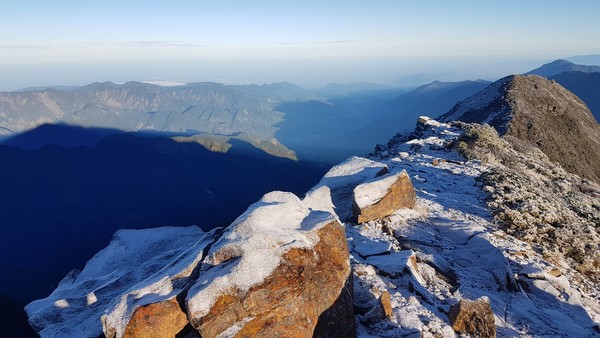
xmin=439 ymin=74 xmax=600 ymax=183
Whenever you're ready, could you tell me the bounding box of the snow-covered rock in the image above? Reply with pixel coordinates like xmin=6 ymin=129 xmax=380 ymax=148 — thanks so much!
xmin=353 ymin=117 xmax=600 ymax=337
xmin=352 ymin=170 xmax=416 ymax=223
xmin=315 ymin=156 xmax=388 ymax=221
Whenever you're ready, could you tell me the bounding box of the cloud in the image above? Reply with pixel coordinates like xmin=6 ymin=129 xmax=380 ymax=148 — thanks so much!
xmin=118 ymin=41 xmax=208 ymax=48
xmin=0 ymin=44 xmax=53 ymax=50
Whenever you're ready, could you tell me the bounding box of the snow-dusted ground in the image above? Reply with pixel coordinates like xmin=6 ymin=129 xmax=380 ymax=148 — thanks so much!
xmin=341 ymin=117 xmax=600 ymax=337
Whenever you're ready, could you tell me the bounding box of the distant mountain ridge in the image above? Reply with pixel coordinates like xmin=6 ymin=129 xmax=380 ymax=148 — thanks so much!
xmin=525 ymin=59 xmax=600 ymax=78
xmin=439 ymin=74 xmax=600 ymax=183
xmin=0 ymin=81 xmax=305 ymax=138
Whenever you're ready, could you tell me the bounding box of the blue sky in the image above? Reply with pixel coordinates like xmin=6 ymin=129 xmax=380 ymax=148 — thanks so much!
xmin=1 ymin=1 xmax=599 ymax=89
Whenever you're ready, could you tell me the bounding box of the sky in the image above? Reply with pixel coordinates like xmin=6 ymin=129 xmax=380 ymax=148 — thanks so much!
xmin=1 ymin=0 xmax=599 ymax=90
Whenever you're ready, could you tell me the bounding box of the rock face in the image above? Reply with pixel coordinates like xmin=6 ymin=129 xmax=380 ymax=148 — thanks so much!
xmin=352 ymin=170 xmax=416 ymax=223
xmin=439 ymin=74 xmax=600 ymax=183
xmin=186 ymin=191 xmax=354 ymax=337
xmin=26 ymin=191 xmax=354 ymax=338
xmin=448 ymin=297 xmax=496 ymax=338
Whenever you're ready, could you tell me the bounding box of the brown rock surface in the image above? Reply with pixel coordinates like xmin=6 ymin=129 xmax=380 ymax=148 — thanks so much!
xmin=448 ymin=297 xmax=496 ymax=338
xmin=121 ymin=298 xmax=189 ymax=338
xmin=352 ymin=170 xmax=416 ymax=224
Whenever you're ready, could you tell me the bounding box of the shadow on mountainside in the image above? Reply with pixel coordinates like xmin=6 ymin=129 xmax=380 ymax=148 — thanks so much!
xmin=0 ymin=124 xmax=328 ymax=336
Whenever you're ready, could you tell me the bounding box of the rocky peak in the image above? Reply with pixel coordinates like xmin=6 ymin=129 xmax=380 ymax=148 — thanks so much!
xmin=439 ymin=74 xmax=600 ymax=183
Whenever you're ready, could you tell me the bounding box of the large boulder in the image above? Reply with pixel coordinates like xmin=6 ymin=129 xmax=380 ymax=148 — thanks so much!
xmin=448 ymin=297 xmax=496 ymax=338
xmin=186 ymin=191 xmax=355 ymax=337
xmin=352 ymin=170 xmax=416 ymax=223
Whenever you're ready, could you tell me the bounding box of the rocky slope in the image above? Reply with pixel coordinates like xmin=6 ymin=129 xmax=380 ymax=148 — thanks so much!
xmin=439 ymin=74 xmax=600 ymax=184
xmin=26 ymin=117 xmax=600 ymax=337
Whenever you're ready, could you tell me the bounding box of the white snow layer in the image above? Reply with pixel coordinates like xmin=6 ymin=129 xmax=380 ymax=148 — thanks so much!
xmin=186 ymin=190 xmax=337 ymax=319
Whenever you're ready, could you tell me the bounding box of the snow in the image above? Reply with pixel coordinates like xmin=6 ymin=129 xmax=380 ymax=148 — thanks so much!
xmin=186 ymin=191 xmax=337 ymax=319
xmin=25 ymin=226 xmax=218 ymax=338
xmin=353 ymin=171 xmax=407 ymax=209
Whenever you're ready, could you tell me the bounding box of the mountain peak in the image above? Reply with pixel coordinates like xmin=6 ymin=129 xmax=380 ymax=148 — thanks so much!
xmin=439 ymin=74 xmax=600 ymax=183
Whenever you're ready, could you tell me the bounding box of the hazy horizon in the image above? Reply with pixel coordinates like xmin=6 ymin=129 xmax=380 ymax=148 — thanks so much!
xmin=1 ymin=1 xmax=600 ymax=90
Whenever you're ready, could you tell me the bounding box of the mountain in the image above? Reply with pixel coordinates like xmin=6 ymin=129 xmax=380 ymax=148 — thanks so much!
xmin=566 ymin=54 xmax=600 ymax=66
xmin=318 ymin=82 xmax=396 ymax=97
xmin=26 ymin=117 xmax=600 ymax=337
xmin=0 ymin=79 xmax=492 ymax=164
xmin=0 ymin=81 xmax=296 ymax=138
xmin=525 ymin=59 xmax=600 ymax=77
xmin=550 ymin=71 xmax=600 ymax=122
xmin=439 ymin=74 xmax=600 ymax=183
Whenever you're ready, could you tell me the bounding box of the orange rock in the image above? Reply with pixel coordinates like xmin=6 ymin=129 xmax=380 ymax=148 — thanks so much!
xmin=353 ymin=170 xmax=416 ymax=224
xmin=380 ymin=291 xmax=393 ymax=320
xmin=548 ymin=268 xmax=562 ymax=277
xmin=121 ymin=298 xmax=190 ymax=338
xmin=448 ymin=297 xmax=496 ymax=338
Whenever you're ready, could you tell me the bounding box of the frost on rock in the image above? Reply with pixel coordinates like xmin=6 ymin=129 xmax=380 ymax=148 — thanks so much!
xmin=25 ymin=226 xmax=218 ymax=338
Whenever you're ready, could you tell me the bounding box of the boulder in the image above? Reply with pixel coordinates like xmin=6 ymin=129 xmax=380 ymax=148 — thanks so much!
xmin=448 ymin=297 xmax=496 ymax=338
xmin=352 ymin=170 xmax=416 ymax=224
xmin=186 ymin=191 xmax=355 ymax=338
